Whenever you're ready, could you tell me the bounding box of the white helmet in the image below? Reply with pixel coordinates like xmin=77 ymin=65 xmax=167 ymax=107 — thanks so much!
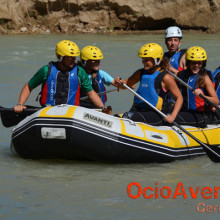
xmin=165 ymin=26 xmax=182 ymax=39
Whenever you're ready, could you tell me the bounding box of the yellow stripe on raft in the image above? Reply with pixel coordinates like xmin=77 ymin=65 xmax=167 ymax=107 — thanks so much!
xmin=120 ymin=120 xmax=185 ymax=148
xmin=120 ymin=120 xmax=220 ymax=148
xmin=39 ymin=106 xmax=77 ymax=118
xmin=189 ymin=127 xmax=220 ymax=145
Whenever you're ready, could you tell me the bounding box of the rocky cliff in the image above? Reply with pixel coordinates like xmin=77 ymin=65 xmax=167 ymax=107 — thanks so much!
xmin=0 ymin=0 xmax=220 ymax=34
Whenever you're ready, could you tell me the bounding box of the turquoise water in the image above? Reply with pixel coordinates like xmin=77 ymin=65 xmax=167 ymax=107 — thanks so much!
xmin=0 ymin=33 xmax=220 ymax=219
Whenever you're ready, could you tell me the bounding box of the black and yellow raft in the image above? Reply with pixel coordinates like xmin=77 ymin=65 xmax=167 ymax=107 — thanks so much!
xmin=11 ymin=105 xmax=220 ymax=163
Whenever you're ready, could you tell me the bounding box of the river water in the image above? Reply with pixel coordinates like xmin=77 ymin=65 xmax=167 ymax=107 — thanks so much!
xmin=0 ymin=33 xmax=220 ymax=219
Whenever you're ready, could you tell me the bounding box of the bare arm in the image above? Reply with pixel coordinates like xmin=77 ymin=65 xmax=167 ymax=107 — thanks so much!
xmin=162 ymin=74 xmax=183 ymax=123
xmin=194 ymin=75 xmax=219 ymax=105
xmin=14 ymin=82 xmax=33 ymax=113
xmin=162 ymin=57 xmax=179 ymax=75
xmin=86 ymin=90 xmax=112 ymax=114
xmin=114 ymin=69 xmax=141 ymax=89
xmin=162 ymin=53 xmax=186 ymax=76
xmin=179 ymin=53 xmax=186 ymax=70
xmin=86 ymin=90 xmax=104 ymax=108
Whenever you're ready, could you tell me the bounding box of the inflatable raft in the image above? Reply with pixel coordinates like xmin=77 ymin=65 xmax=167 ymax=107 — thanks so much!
xmin=11 ymin=105 xmax=220 ymax=163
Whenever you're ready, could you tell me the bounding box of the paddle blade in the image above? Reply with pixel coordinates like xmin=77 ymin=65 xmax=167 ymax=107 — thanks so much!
xmin=203 ymin=144 xmax=220 ymax=163
xmin=0 ymin=106 xmax=40 ymax=128
xmin=1 ymin=111 xmax=29 ymax=127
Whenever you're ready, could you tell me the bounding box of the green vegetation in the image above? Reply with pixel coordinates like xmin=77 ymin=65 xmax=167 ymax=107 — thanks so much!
xmin=0 ymin=18 xmax=6 ymax=24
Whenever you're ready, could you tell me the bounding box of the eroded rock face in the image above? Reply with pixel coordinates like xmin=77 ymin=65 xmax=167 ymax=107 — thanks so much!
xmin=0 ymin=0 xmax=220 ymax=34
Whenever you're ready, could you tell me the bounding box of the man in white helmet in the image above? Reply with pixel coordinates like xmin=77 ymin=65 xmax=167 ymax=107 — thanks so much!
xmin=163 ymin=26 xmax=186 ymax=75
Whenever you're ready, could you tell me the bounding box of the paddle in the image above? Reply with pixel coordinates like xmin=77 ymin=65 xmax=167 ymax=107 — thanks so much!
xmin=121 ymin=82 xmax=220 ymax=163
xmin=0 ymin=105 xmax=41 ymax=128
xmin=167 ymin=70 xmax=220 ymax=112
xmin=0 ymin=88 xmax=117 ymax=128
xmin=80 ymin=88 xmax=117 ymax=101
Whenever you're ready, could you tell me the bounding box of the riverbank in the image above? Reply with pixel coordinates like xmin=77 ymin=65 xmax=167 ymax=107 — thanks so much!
xmin=0 ymin=27 xmax=213 ymax=36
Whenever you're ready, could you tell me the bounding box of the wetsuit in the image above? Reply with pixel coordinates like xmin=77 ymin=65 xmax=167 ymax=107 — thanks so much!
xmin=212 ymin=66 xmax=220 ymax=104
xmin=28 ymin=62 xmax=93 ymax=106
xmin=175 ymin=70 xmax=219 ymax=127
xmin=123 ymin=68 xmax=169 ymax=126
xmin=164 ymin=49 xmax=186 ymax=72
xmin=80 ymin=69 xmax=113 ymax=108
xmin=164 ymin=49 xmax=187 ymax=110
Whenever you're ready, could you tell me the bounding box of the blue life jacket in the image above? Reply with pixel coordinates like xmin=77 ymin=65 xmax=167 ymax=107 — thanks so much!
xmin=164 ymin=49 xmax=186 ymax=71
xmin=92 ymin=70 xmax=106 ymax=104
xmin=212 ymin=67 xmax=220 ymax=104
xmin=80 ymin=70 xmax=106 ymax=108
xmin=134 ymin=69 xmax=164 ymax=110
xmin=180 ymin=70 xmax=212 ymax=111
xmin=40 ymin=62 xmax=80 ymax=106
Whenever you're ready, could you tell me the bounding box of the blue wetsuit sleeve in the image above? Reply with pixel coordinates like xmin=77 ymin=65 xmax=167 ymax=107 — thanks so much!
xmin=99 ymin=69 xmax=114 ymax=86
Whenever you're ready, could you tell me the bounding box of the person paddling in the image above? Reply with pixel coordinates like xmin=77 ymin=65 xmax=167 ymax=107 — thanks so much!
xmin=78 ymin=46 xmax=119 ymax=108
xmin=176 ymin=46 xmax=219 ymax=127
xmin=14 ymin=40 xmax=111 ymax=114
xmin=115 ymin=43 xmax=183 ymax=125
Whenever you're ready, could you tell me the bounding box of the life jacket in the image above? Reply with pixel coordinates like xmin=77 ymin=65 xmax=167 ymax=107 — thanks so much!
xmin=164 ymin=49 xmax=186 ymax=71
xmin=134 ymin=68 xmax=168 ymax=111
xmin=180 ymin=70 xmax=213 ymax=111
xmin=80 ymin=70 xmax=106 ymax=108
xmin=40 ymin=62 xmax=80 ymax=106
xmin=212 ymin=66 xmax=220 ymax=104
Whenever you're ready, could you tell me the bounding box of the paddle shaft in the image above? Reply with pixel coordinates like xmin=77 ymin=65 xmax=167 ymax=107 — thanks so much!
xmin=0 ymin=106 xmax=40 ymax=113
xmin=80 ymin=88 xmax=117 ymax=101
xmin=1 ymin=88 xmax=117 ymax=114
xmin=0 ymin=88 xmax=117 ymax=127
xmin=121 ymin=82 xmax=220 ymax=162
xmin=168 ymin=70 xmax=220 ymax=112
xmin=0 ymin=105 xmax=42 ymax=128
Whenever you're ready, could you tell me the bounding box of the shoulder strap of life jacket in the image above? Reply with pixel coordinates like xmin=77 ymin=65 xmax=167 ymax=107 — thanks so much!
xmin=178 ymin=49 xmax=187 ymax=63
xmin=36 ymin=62 xmax=54 ymax=102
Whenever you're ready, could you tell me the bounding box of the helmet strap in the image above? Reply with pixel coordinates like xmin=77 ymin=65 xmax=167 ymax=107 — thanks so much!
xmin=82 ymin=60 xmax=86 ymax=67
xmin=57 ymin=56 xmax=63 ymax=62
xmin=154 ymin=58 xmax=161 ymax=66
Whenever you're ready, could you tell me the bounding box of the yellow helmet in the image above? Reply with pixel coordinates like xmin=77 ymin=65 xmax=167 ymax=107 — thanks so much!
xmin=56 ymin=40 xmax=80 ymax=57
xmin=80 ymin=46 xmax=104 ymax=61
xmin=186 ymin=46 xmax=207 ymax=61
xmin=138 ymin=43 xmax=163 ymax=61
